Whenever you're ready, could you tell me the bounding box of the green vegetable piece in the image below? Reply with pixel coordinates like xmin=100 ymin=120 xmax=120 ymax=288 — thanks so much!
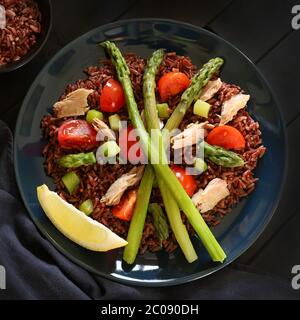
xmin=194 ymin=157 xmax=208 ymax=173
xmin=204 ymin=142 xmax=245 ymax=168
xmin=98 ymin=141 xmax=120 ymax=158
xmin=58 ymin=152 xmax=96 ymax=168
xmin=108 ymin=114 xmax=121 ymax=131
xmin=79 ymin=199 xmax=93 ymax=215
xmin=86 ymin=109 xmax=103 ymax=123
xmin=156 ymin=103 xmax=170 ymax=119
xmin=193 ymin=99 xmax=211 ymax=118
xmin=123 ymin=165 xmax=155 ymax=264
xmin=148 ymin=203 xmax=169 ymax=246
xmin=159 ymin=182 xmax=198 ymax=262
xmin=62 ymin=172 xmax=80 ymax=195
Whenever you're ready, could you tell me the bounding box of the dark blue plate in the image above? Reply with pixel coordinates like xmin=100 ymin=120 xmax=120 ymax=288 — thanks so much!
xmin=14 ymin=19 xmax=286 ymax=286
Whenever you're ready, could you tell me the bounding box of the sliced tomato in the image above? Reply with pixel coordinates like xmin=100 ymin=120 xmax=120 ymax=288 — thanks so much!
xmin=119 ymin=126 xmax=145 ymax=164
xmin=170 ymin=165 xmax=197 ymax=196
xmin=57 ymin=119 xmax=97 ymax=150
xmin=158 ymin=72 xmax=190 ymax=101
xmin=112 ymin=189 xmax=138 ymax=221
xmin=99 ymin=79 xmax=125 ymax=112
xmin=206 ymin=125 xmax=245 ymax=150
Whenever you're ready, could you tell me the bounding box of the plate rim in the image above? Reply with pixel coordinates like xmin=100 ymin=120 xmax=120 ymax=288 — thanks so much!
xmin=14 ymin=18 xmax=288 ymax=287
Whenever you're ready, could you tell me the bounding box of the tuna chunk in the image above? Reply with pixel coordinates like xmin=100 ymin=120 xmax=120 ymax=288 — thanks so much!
xmin=192 ymin=178 xmax=229 ymax=213
xmin=199 ymin=78 xmax=222 ymax=101
xmin=0 ymin=5 xmax=6 ymax=30
xmin=53 ymin=88 xmax=93 ymax=118
xmin=172 ymin=122 xmax=214 ymax=149
xmin=220 ymin=94 xmax=250 ymax=125
xmin=101 ymin=166 xmax=144 ymax=206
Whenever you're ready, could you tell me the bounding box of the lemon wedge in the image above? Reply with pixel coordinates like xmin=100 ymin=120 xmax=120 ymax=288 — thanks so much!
xmin=37 ymin=184 xmax=127 ymax=251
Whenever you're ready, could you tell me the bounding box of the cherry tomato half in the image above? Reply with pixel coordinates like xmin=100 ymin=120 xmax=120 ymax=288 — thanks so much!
xmin=112 ymin=189 xmax=138 ymax=221
xmin=99 ymin=79 xmax=125 ymax=112
xmin=171 ymin=165 xmax=197 ymax=196
xmin=206 ymin=125 xmax=246 ymax=150
xmin=158 ymin=72 xmax=190 ymax=101
xmin=119 ymin=126 xmax=145 ymax=164
xmin=57 ymin=119 xmax=97 ymax=150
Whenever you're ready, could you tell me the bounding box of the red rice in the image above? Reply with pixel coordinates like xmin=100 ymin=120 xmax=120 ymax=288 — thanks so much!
xmin=41 ymin=53 xmax=266 ymax=254
xmin=0 ymin=0 xmax=41 ymax=65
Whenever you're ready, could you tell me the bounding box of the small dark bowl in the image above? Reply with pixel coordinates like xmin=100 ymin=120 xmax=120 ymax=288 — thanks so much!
xmin=0 ymin=0 xmax=52 ymax=73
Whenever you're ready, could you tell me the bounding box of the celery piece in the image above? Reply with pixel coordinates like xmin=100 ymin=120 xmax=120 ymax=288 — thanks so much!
xmin=194 ymin=157 xmax=208 ymax=173
xmin=156 ymin=103 xmax=170 ymax=119
xmin=108 ymin=114 xmax=121 ymax=131
xmin=86 ymin=109 xmax=103 ymax=123
xmin=79 ymin=199 xmax=93 ymax=215
xmin=193 ymin=99 xmax=211 ymax=118
xmin=62 ymin=172 xmax=80 ymax=195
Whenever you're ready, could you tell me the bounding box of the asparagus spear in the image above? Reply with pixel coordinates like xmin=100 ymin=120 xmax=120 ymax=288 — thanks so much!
xmin=143 ymin=48 xmax=165 ymax=131
xmin=143 ymin=49 xmax=198 ymax=263
xmin=158 ymin=183 xmax=198 ymax=261
xmin=154 ymin=62 xmax=229 ymax=261
xmin=163 ymin=57 xmax=224 ymax=137
xmin=100 ymin=41 xmax=148 ymax=145
xmin=58 ymin=152 xmax=96 ymax=168
xmin=148 ymin=203 xmax=169 ymax=247
xmin=123 ymin=165 xmax=154 ymax=264
xmin=204 ymin=142 xmax=245 ymax=167
xmin=101 ymin=41 xmax=226 ymax=263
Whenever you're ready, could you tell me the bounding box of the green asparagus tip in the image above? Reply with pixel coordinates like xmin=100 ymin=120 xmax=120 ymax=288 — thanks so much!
xmin=99 ymin=40 xmax=111 ymax=47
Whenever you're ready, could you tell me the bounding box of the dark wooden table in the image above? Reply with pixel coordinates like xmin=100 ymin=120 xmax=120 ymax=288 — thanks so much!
xmin=1 ymin=0 xmax=299 ymax=284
